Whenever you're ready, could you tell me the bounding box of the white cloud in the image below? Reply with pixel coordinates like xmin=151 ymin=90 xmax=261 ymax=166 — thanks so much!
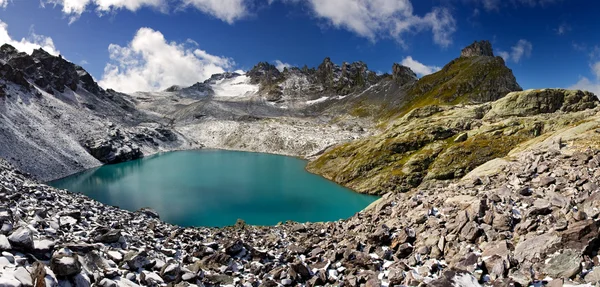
xmin=0 ymin=21 xmax=60 ymax=56
xmin=481 ymin=0 xmax=500 ymax=11
xmin=556 ymin=23 xmax=570 ymax=35
xmin=498 ymin=39 xmax=532 ymax=63
xmin=569 ymin=77 xmax=600 ymax=97
xmin=592 ymin=61 xmax=600 ymax=80
xmin=400 ymin=56 xmax=440 ymax=77
xmin=99 ymin=27 xmax=234 ymax=93
xmin=180 ymin=0 xmax=249 ymax=24
xmin=475 ymin=0 xmax=562 ymax=11
xmin=44 ymin=0 xmax=250 ymax=24
xmin=44 ymin=0 xmax=166 ymax=23
xmin=568 ymin=61 xmax=600 ymax=97
xmin=0 ymin=0 xmax=8 ymax=9
xmin=274 ymin=60 xmax=291 ymax=72
xmin=300 ymin=0 xmax=456 ymax=47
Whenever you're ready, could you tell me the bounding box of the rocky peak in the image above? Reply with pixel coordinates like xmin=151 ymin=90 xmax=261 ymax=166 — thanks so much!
xmin=461 ymin=40 xmax=494 ymax=58
xmin=31 ymin=48 xmax=54 ymax=60
xmin=247 ymin=62 xmax=281 ymax=85
xmin=0 ymin=45 xmax=102 ymax=95
xmin=392 ymin=63 xmax=417 ymax=85
xmin=204 ymin=72 xmax=242 ymax=84
xmin=316 ymin=57 xmax=339 ymax=78
xmin=0 ymin=44 xmax=18 ymax=59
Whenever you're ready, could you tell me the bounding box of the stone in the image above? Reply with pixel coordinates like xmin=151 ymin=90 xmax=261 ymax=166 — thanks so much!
xmin=7 ymin=227 xmax=34 ymax=250
xmin=585 ymin=268 xmax=600 ymax=284
xmin=517 ymin=186 xmax=532 ymax=196
xmin=225 ymin=240 xmax=244 ymax=256
xmin=492 ymin=213 xmax=512 ymax=231
xmin=0 ymin=275 xmax=21 ymax=287
xmin=543 ymin=249 xmax=581 ymax=279
xmin=141 ymin=271 xmax=164 ymax=285
xmin=527 ymin=199 xmax=552 ymax=217
xmin=0 ymin=234 xmax=10 ymax=250
xmin=124 ymin=251 xmax=150 ymax=271
xmin=160 ymin=262 xmax=181 ymax=282
xmin=137 ymin=207 xmax=160 ymax=219
xmin=395 ymin=243 xmax=413 ymax=259
xmin=13 ymin=267 xmax=33 ymax=287
xmin=72 ymin=273 xmax=91 ymax=287
xmin=50 ymin=249 xmax=82 ymax=277
xmin=454 ymin=133 xmax=468 ymax=143
xmin=98 ymin=278 xmax=118 ymax=287
xmin=459 ymin=221 xmax=481 ymax=242
xmin=95 ymin=229 xmax=121 ymax=243
xmin=539 ymin=176 xmax=557 ymax=187
xmin=387 ymin=268 xmax=405 ymax=285
xmin=514 ymin=233 xmax=561 ymax=263
xmin=561 ymin=219 xmax=599 ymax=251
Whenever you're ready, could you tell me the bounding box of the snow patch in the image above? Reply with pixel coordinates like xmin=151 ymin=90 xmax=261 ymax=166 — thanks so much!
xmin=211 ymin=75 xmax=258 ymax=98
xmin=306 ymin=96 xmax=329 ymax=105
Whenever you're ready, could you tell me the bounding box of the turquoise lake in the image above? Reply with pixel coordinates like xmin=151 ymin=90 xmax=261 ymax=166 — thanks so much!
xmin=49 ymin=150 xmax=378 ymax=227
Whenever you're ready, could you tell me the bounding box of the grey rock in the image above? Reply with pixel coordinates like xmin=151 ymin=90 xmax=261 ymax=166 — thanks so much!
xmin=8 ymin=227 xmax=34 ymax=250
xmin=585 ymin=268 xmax=600 ymax=284
xmin=0 ymin=234 xmax=10 ymax=250
xmin=13 ymin=267 xmax=33 ymax=287
xmin=514 ymin=233 xmax=561 ymax=263
xmin=454 ymin=133 xmax=468 ymax=143
xmin=50 ymin=249 xmax=82 ymax=277
xmin=94 ymin=229 xmax=121 ymax=243
xmin=124 ymin=251 xmax=150 ymax=271
xmin=543 ymin=249 xmax=581 ymax=279
xmin=0 ymin=275 xmax=21 ymax=287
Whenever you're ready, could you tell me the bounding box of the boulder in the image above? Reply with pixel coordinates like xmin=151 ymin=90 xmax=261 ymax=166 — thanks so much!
xmin=542 ymin=249 xmax=581 ymax=279
xmin=50 ymin=249 xmax=82 ymax=277
xmin=485 ymin=89 xmax=598 ymax=119
xmin=7 ymin=227 xmax=34 ymax=250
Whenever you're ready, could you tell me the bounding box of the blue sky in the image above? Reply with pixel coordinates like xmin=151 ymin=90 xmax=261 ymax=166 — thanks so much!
xmin=0 ymin=0 xmax=598 ymax=94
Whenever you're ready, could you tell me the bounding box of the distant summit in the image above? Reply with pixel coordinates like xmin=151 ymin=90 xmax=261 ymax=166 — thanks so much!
xmin=461 ymin=40 xmax=494 ymax=58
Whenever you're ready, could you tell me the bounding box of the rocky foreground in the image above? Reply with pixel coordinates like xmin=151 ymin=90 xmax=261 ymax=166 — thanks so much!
xmin=1 ymin=114 xmax=600 ymax=287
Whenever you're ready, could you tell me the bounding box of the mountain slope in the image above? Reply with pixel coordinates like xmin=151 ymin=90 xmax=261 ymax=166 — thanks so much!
xmin=307 ymin=89 xmax=598 ymax=194
xmin=0 ymin=44 xmax=190 ymax=181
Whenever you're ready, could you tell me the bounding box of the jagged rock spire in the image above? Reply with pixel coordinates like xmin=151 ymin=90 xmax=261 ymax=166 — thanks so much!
xmin=461 ymin=40 xmax=494 ymax=58
xmin=392 ymin=63 xmax=417 ymax=84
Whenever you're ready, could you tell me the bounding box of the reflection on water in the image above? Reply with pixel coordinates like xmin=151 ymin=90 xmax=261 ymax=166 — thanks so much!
xmin=50 ymin=150 xmax=379 ymax=227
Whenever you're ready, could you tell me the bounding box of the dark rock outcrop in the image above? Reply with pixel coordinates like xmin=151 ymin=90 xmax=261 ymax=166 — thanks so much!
xmin=461 ymin=40 xmax=494 ymax=57
xmin=392 ymin=63 xmax=417 ymax=85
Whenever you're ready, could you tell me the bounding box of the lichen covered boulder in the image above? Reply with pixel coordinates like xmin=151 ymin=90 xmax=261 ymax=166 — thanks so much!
xmin=485 ymin=89 xmax=599 ymax=119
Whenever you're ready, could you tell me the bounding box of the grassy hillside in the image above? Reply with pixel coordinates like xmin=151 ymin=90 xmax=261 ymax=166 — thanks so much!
xmin=307 ymin=89 xmax=599 ymax=195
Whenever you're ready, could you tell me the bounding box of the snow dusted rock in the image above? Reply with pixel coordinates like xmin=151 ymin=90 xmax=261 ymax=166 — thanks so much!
xmin=12 ymin=267 xmax=33 ymax=287
xmin=124 ymin=251 xmax=150 ymax=271
xmin=50 ymin=248 xmax=82 ymax=277
xmin=0 ymin=235 xmax=10 ymax=250
xmin=7 ymin=227 xmax=33 ymax=250
xmin=84 ymin=128 xmax=143 ymax=164
xmin=136 ymin=207 xmax=160 ymax=219
xmin=0 ymin=275 xmax=21 ymax=287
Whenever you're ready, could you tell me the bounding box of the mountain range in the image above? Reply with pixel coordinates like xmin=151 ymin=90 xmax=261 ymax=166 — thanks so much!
xmin=1 ymin=40 xmax=600 ymax=286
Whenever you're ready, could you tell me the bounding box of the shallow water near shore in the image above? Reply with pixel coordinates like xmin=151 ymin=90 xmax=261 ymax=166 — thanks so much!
xmin=49 ymin=149 xmax=378 ymax=227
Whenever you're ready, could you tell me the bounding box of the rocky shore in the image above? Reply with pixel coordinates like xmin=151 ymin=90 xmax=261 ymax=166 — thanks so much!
xmin=1 ymin=113 xmax=600 ymax=286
